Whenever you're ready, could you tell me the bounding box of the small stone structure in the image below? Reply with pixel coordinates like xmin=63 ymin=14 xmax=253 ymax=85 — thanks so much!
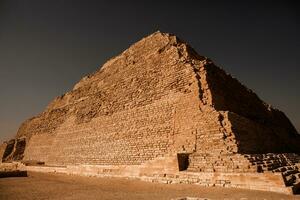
xmin=1 ymin=31 xmax=300 ymax=194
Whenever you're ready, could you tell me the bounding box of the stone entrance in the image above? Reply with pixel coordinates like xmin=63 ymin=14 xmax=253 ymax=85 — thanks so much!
xmin=177 ymin=153 xmax=190 ymax=171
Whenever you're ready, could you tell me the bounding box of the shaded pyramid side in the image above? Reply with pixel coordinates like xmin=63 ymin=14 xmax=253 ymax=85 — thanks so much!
xmin=197 ymin=59 xmax=299 ymax=153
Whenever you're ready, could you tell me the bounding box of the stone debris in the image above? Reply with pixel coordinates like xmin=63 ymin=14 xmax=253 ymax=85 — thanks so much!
xmin=0 ymin=31 xmax=299 ymax=194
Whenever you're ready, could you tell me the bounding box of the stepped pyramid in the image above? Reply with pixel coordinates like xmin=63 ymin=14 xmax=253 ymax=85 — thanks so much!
xmin=1 ymin=31 xmax=300 ymax=194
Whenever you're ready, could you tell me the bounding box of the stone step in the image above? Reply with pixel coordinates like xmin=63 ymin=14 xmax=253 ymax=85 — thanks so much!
xmin=282 ymin=169 xmax=299 ymax=177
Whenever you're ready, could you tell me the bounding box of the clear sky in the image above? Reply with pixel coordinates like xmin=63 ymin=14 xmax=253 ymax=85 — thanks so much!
xmin=0 ymin=0 xmax=299 ymax=142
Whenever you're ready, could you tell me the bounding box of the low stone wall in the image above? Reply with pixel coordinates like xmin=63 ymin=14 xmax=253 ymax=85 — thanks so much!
xmin=19 ymin=163 xmax=291 ymax=195
xmin=0 ymin=162 xmax=20 ymax=171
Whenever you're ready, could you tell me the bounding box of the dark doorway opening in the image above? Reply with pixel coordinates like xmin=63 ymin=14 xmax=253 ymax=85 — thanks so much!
xmin=177 ymin=153 xmax=190 ymax=171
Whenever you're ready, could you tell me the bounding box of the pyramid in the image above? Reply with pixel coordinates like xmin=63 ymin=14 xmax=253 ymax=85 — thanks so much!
xmin=1 ymin=31 xmax=300 ymax=193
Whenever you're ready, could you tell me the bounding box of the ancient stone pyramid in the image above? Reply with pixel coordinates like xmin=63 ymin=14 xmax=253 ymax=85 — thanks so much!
xmin=1 ymin=31 xmax=300 ymax=193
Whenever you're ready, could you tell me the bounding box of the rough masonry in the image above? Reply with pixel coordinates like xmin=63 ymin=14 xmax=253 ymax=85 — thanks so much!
xmin=1 ymin=31 xmax=300 ymax=194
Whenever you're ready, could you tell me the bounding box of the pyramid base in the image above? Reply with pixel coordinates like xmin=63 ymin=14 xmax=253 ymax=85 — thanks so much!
xmin=4 ymin=161 xmax=294 ymax=195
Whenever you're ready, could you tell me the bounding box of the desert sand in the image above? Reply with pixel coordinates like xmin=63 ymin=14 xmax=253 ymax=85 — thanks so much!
xmin=0 ymin=172 xmax=299 ymax=200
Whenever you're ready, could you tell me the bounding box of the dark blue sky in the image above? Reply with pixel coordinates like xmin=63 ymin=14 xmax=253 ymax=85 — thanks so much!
xmin=0 ymin=0 xmax=299 ymax=142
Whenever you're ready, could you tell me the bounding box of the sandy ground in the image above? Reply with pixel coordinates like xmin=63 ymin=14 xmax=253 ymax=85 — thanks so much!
xmin=0 ymin=172 xmax=299 ymax=200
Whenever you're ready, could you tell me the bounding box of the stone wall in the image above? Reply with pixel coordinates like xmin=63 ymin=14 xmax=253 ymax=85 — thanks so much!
xmin=23 ymin=134 xmax=55 ymax=163
xmin=46 ymin=97 xmax=175 ymax=165
xmin=24 ymin=94 xmax=226 ymax=166
xmin=0 ymin=143 xmax=7 ymax=163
